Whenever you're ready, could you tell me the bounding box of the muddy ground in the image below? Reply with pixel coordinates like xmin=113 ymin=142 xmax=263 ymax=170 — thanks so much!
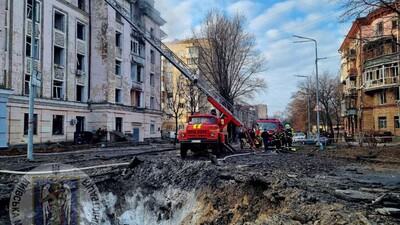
xmin=0 ymin=143 xmax=399 ymax=224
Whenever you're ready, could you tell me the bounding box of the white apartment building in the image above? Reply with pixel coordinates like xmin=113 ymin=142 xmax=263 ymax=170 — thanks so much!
xmin=0 ymin=0 xmax=165 ymax=147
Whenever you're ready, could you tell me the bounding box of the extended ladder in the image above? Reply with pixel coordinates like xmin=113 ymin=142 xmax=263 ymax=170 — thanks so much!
xmin=104 ymin=0 xmax=244 ymax=127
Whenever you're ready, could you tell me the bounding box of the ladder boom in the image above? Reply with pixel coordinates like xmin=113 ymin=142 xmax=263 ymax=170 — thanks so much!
xmin=105 ymin=0 xmax=245 ymax=127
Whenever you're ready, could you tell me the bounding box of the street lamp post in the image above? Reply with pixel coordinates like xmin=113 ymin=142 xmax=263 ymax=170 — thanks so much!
xmin=293 ymin=35 xmax=323 ymax=150
xmin=294 ymin=75 xmax=311 ymax=137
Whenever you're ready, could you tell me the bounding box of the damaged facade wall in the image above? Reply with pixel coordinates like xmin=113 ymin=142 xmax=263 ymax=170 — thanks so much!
xmin=1 ymin=0 xmax=164 ymax=146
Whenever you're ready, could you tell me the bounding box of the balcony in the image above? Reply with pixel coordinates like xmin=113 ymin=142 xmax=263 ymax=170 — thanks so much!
xmin=348 ymin=68 xmax=357 ymax=77
xmin=131 ymin=53 xmax=145 ymax=65
xmin=364 ymin=76 xmax=399 ymax=92
xmin=131 ymin=81 xmax=143 ymax=90
xmin=346 ymin=108 xmax=357 ymax=116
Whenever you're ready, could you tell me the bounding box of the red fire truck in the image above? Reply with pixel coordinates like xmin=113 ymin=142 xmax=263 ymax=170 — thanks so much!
xmin=256 ymin=118 xmax=283 ymax=147
xmin=106 ymin=0 xmax=250 ymax=158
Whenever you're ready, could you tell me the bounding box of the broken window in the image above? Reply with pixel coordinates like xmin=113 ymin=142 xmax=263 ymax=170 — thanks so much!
xmin=52 ymin=115 xmax=64 ymax=135
xmin=76 ymin=85 xmax=84 ymax=102
xmin=378 ymin=117 xmax=387 ymax=129
xmin=150 ymin=73 xmax=155 ymax=87
xmin=26 ymin=0 xmax=40 ymax=22
xmin=150 ymin=50 xmax=155 ymax=64
xmin=116 ymin=117 xmax=122 ymax=132
xmin=78 ymin=0 xmax=85 ymax=11
xmin=376 ymin=22 xmax=383 ymax=36
xmin=115 ymin=89 xmax=121 ymax=103
xmin=54 ymin=11 xmax=65 ymax=32
xmin=116 ymin=32 xmax=122 ymax=48
xmin=77 ymin=22 xmax=85 ymax=41
xmin=24 ymin=113 xmax=37 ymax=135
xmin=150 ymin=96 xmax=155 ymax=109
xmin=77 ymin=54 xmax=85 ymax=71
xmin=53 ymin=80 xmax=64 ymax=99
xmin=150 ymin=120 xmax=155 ymax=133
xmin=26 ymin=36 xmax=39 ymax=58
xmin=76 ymin=116 xmax=85 ymax=132
xmin=115 ymin=60 xmax=121 ymax=75
xmin=395 ymin=116 xmax=399 ymax=129
xmin=54 ymin=46 xmax=65 ymax=66
xmin=379 ymin=91 xmax=386 ymax=105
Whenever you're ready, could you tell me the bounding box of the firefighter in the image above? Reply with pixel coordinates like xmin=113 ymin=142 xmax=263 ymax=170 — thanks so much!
xmin=261 ymin=129 xmax=269 ymax=152
xmin=273 ymin=131 xmax=282 ymax=149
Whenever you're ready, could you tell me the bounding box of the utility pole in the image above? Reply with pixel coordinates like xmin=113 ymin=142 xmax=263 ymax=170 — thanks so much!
xmin=27 ymin=0 xmax=37 ymax=160
xmin=293 ymin=35 xmax=323 ymax=150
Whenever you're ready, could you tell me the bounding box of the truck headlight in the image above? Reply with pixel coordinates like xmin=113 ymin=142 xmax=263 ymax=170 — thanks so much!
xmin=210 ymin=133 xmax=215 ymax=137
xmin=180 ymin=133 xmax=185 ymax=137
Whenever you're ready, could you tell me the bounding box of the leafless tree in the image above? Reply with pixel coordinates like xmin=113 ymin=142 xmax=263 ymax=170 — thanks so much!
xmin=287 ymin=72 xmax=342 ymax=138
xmin=192 ymin=9 xmax=267 ymax=140
xmin=336 ymin=0 xmax=400 ymax=22
xmin=162 ymin=73 xmax=188 ymax=145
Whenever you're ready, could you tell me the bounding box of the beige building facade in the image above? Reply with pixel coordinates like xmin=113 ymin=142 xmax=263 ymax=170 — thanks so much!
xmin=0 ymin=0 xmax=165 ymax=147
xmin=339 ymin=6 xmax=400 ymax=137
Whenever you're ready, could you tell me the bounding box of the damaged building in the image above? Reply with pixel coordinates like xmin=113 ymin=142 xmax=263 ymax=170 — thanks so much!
xmin=0 ymin=0 xmax=166 ymax=147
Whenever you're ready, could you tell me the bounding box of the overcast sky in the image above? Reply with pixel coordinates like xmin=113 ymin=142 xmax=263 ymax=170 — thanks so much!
xmin=154 ymin=0 xmax=352 ymax=116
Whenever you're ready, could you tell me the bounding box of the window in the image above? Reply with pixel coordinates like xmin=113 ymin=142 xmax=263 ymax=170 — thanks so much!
xmin=150 ymin=120 xmax=155 ymax=133
xmin=150 ymin=97 xmax=155 ymax=109
xmin=77 ymin=54 xmax=85 ymax=71
xmin=116 ymin=11 xmax=122 ymax=23
xmin=77 ymin=22 xmax=85 ymax=40
xmin=52 ymin=115 xmax=64 ymax=135
xmin=26 ymin=36 xmax=39 ymax=58
xmin=150 ymin=73 xmax=155 ymax=87
xmin=376 ymin=22 xmax=383 ymax=36
xmin=53 ymin=80 xmax=64 ymax=99
xmin=24 ymin=75 xmax=30 ymax=95
xmin=135 ymin=91 xmax=142 ymax=107
xmin=150 ymin=50 xmax=155 ymax=64
xmin=27 ymin=0 xmax=40 ymax=22
xmin=115 ymin=60 xmax=121 ymax=75
xmin=78 ymin=0 xmax=85 ymax=11
xmin=131 ymin=40 xmax=138 ymax=54
xmin=379 ymin=91 xmax=386 ymax=105
xmin=54 ymin=11 xmax=65 ymax=32
xmin=54 ymin=46 xmax=65 ymax=66
xmin=150 ymin=27 xmax=154 ymax=40
xmin=116 ymin=117 xmax=122 ymax=132
xmin=76 ymin=85 xmax=84 ymax=102
xmin=115 ymin=89 xmax=121 ymax=103
xmin=136 ymin=65 xmax=143 ymax=82
xmin=395 ymin=87 xmax=400 ymax=101
xmin=24 ymin=113 xmax=37 ymax=135
xmin=392 ymin=20 xmax=398 ymax=29
xmin=378 ymin=117 xmax=387 ymax=129
xmin=395 ymin=116 xmax=399 ymax=129
xmin=76 ymin=116 xmax=85 ymax=132
xmin=116 ymin=32 xmax=122 ymax=48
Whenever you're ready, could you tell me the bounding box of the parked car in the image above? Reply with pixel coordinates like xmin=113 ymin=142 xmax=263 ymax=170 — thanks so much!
xmin=302 ymin=135 xmax=331 ymax=146
xmin=292 ymin=132 xmax=306 ymax=143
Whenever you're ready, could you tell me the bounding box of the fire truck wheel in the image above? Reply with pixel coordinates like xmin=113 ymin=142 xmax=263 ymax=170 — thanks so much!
xmin=212 ymin=142 xmax=220 ymax=156
xmin=180 ymin=146 xmax=188 ymax=159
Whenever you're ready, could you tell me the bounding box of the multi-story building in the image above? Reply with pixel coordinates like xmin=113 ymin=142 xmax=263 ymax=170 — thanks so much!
xmin=339 ymin=6 xmax=400 ymax=137
xmin=161 ymin=39 xmax=209 ymax=134
xmin=0 ymin=0 xmax=165 ymax=148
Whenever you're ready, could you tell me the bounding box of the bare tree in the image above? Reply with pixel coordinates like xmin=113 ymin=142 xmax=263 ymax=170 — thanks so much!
xmin=336 ymin=0 xmax=400 ymax=22
xmin=287 ymin=72 xmax=342 ymax=138
xmin=163 ymin=73 xmax=188 ymax=145
xmin=192 ymin=9 xmax=267 ymax=140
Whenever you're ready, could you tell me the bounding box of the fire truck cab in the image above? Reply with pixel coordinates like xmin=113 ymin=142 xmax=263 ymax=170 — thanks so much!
xmin=178 ymin=114 xmax=225 ymax=158
xmin=256 ymin=118 xmax=283 ymax=147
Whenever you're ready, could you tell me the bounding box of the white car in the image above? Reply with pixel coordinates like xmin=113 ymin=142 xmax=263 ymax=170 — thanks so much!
xmin=292 ymin=132 xmax=306 ymax=143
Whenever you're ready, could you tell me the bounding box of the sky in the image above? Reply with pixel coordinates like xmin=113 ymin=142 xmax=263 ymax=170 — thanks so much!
xmin=154 ymin=0 xmax=352 ymax=116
